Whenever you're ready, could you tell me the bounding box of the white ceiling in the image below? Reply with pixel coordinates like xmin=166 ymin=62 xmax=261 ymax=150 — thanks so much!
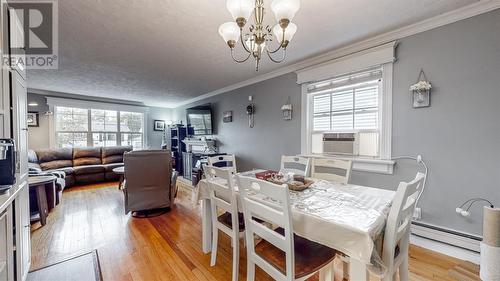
xmin=27 ymin=0 xmax=478 ymax=108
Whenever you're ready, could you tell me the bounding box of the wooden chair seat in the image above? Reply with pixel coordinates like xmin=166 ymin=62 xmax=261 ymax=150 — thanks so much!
xmin=217 ymin=212 xmax=245 ymax=232
xmin=254 ymin=228 xmax=337 ymax=279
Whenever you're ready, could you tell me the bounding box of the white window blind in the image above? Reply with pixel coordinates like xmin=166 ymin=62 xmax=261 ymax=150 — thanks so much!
xmin=310 ymin=68 xmax=381 ymax=132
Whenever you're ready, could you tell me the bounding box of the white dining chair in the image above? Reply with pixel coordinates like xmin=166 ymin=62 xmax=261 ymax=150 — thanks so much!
xmin=203 ymin=165 xmax=244 ymax=281
xmin=236 ymin=175 xmax=337 ymax=281
xmin=382 ymin=172 xmax=426 ymax=281
xmin=208 ymin=154 xmax=237 ymax=174
xmin=311 ymin=158 xmax=353 ymax=184
xmin=280 ymin=156 xmax=311 ymax=176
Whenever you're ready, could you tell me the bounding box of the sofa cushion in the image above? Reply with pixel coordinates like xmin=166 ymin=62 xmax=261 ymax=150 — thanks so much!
xmin=74 ymin=165 xmax=105 ymax=175
xmin=103 ymin=163 xmax=123 ymax=172
xmin=73 ymin=157 xmax=101 ymax=166
xmin=73 ymin=147 xmax=102 ymax=166
xmin=102 ymin=146 xmax=132 ymax=164
xmin=36 ymin=148 xmax=73 ymax=163
xmin=40 ymin=160 xmax=73 ymax=171
xmin=73 ymin=147 xmax=101 ymax=158
xmin=102 ymin=155 xmax=123 ymax=165
xmin=46 ymin=167 xmax=75 ymax=175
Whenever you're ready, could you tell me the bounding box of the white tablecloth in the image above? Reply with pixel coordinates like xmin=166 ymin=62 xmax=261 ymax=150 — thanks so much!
xmin=193 ymin=171 xmax=395 ymax=274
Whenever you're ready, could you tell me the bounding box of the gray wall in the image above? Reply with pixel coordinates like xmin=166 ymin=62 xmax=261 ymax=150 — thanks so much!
xmin=27 ymin=94 xmax=50 ymax=150
xmin=175 ymin=10 xmax=500 ymax=236
xmin=27 ymin=93 xmax=173 ymax=150
xmin=174 ymin=73 xmax=302 ymax=172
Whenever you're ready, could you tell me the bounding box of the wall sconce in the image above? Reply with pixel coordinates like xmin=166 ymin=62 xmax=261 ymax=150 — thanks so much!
xmin=410 ymin=69 xmax=432 ymax=108
xmin=281 ymin=97 xmax=292 ymax=120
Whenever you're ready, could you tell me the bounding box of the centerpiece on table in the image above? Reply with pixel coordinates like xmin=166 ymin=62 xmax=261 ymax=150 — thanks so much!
xmin=255 ymin=170 xmax=313 ymax=191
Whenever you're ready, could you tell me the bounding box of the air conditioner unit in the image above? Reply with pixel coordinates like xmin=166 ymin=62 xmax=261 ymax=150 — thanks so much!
xmin=322 ymin=133 xmax=359 ymax=155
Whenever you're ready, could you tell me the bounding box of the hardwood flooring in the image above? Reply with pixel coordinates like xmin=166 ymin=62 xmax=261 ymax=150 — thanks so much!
xmin=30 ymin=182 xmax=467 ymax=281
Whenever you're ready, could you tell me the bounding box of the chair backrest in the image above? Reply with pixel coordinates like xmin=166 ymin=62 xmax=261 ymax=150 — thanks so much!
xmin=236 ymin=175 xmax=294 ymax=281
xmin=203 ymin=165 xmax=238 ymax=232
xmin=208 ymin=154 xmax=237 ymax=173
xmin=280 ymin=156 xmax=311 ymax=177
xmin=124 ymin=150 xmax=172 ymax=213
xmin=383 ymin=172 xmax=426 ymax=272
xmin=311 ymin=158 xmax=353 ymax=184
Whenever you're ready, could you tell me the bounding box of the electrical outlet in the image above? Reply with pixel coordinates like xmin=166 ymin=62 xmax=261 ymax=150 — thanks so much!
xmin=413 ymin=207 xmax=422 ymax=220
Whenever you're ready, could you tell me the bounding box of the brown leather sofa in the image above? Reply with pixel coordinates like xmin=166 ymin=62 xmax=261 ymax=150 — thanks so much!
xmin=28 ymin=146 xmax=133 ymax=187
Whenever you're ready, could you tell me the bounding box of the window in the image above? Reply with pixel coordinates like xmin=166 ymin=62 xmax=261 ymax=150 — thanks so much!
xmin=120 ymin=111 xmax=144 ymax=149
xmin=307 ymin=68 xmax=383 ymax=157
xmin=54 ymin=105 xmax=145 ymax=149
xmin=55 ymin=107 xmax=89 ymax=148
xmin=91 ymin=109 xmax=118 ymax=147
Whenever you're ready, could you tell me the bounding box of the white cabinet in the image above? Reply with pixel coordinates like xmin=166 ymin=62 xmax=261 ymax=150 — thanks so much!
xmin=10 ymin=71 xmax=28 ymax=180
xmin=14 ymin=183 xmax=30 ymax=281
xmin=7 ymin=6 xmax=26 ymax=79
xmin=0 ymin=205 xmax=14 ymax=281
xmin=2 ymin=4 xmax=31 ymax=281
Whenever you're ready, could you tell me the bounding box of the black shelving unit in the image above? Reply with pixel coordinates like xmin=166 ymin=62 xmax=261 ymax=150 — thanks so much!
xmin=170 ymin=125 xmax=195 ymax=175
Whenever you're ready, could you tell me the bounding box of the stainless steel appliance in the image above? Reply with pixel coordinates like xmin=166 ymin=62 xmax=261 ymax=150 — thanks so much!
xmin=0 ymin=139 xmax=16 ymax=190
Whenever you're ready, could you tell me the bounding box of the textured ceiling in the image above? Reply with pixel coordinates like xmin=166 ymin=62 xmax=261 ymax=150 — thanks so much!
xmin=27 ymin=0 xmax=477 ymax=107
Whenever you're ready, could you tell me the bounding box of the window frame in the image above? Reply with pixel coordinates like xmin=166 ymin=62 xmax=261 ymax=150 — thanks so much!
xmin=47 ymin=97 xmax=148 ymax=149
xmin=300 ymin=63 xmax=394 ymax=174
xmin=311 ymin=78 xmax=382 ymax=134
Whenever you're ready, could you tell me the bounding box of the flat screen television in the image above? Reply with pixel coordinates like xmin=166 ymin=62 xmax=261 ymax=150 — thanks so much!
xmin=186 ymin=104 xmax=213 ymax=135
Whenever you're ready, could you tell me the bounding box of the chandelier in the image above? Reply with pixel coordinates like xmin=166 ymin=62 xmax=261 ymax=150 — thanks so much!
xmin=218 ymin=0 xmax=300 ymax=71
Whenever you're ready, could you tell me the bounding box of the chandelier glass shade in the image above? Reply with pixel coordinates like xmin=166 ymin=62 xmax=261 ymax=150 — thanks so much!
xmin=219 ymin=0 xmax=300 ymax=71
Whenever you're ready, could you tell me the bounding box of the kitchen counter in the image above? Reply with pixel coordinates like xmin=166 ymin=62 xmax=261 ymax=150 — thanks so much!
xmin=0 ymin=183 xmax=25 ymax=212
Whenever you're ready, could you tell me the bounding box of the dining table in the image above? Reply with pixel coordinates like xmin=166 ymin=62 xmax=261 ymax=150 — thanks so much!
xmin=193 ymin=169 xmax=395 ymax=281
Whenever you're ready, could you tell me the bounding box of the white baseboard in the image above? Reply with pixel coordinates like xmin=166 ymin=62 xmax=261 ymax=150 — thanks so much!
xmin=410 ymin=223 xmax=481 ymax=264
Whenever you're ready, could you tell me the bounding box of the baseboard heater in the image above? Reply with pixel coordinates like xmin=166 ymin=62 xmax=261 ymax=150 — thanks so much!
xmin=411 ymin=221 xmax=482 ymax=253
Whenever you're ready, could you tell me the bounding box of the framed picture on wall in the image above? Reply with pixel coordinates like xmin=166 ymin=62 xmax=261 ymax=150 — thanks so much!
xmin=27 ymin=112 xmax=39 ymax=127
xmin=154 ymin=120 xmax=166 ymax=131
xmin=223 ymin=111 xmax=233 ymax=123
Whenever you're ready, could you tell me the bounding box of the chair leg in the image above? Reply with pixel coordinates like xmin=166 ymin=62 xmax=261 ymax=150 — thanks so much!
xmin=210 ymin=228 xmax=218 ymax=266
xmin=247 ymin=261 xmax=255 ymax=281
xmin=382 ymin=267 xmax=394 ymax=281
xmin=399 ymin=256 xmax=409 ymax=281
xmin=232 ymin=237 xmax=239 ymax=281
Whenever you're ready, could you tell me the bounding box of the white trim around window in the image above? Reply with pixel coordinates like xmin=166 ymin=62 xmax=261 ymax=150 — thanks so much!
xmin=298 ymin=42 xmax=396 ymax=174
xmin=46 ymin=97 xmax=149 ymax=148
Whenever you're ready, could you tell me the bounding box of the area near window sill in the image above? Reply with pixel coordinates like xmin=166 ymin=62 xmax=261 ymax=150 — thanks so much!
xmin=299 ymin=154 xmax=395 ymax=175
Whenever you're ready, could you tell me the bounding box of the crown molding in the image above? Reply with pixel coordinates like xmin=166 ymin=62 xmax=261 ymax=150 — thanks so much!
xmin=172 ymin=0 xmax=500 ymax=108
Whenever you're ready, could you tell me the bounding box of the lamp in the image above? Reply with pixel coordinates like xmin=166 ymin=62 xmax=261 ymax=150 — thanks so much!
xmin=273 ymin=23 xmax=297 ymax=47
xmin=271 ymin=0 xmax=300 ymax=22
xmin=226 ymin=0 xmax=254 ymax=22
xmin=219 ymin=0 xmax=301 ymax=71
xmin=218 ymin=22 xmax=240 ymax=48
xmin=456 ymin=198 xmax=494 ymax=217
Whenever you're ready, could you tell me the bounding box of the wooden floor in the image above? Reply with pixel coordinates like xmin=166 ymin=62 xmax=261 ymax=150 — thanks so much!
xmin=30 ymin=182 xmax=466 ymax=281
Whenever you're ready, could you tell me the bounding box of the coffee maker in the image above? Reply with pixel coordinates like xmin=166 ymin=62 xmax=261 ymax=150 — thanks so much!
xmin=0 ymin=139 xmax=16 ymax=192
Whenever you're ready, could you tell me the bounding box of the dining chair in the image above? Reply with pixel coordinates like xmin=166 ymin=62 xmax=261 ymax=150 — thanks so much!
xmin=280 ymin=156 xmax=311 ymax=176
xmin=382 ymin=172 xmax=426 ymax=281
xmin=208 ymin=154 xmax=237 ymax=173
xmin=236 ymin=175 xmax=337 ymax=281
xmin=203 ymin=164 xmax=244 ymax=281
xmin=311 ymin=158 xmax=353 ymax=184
